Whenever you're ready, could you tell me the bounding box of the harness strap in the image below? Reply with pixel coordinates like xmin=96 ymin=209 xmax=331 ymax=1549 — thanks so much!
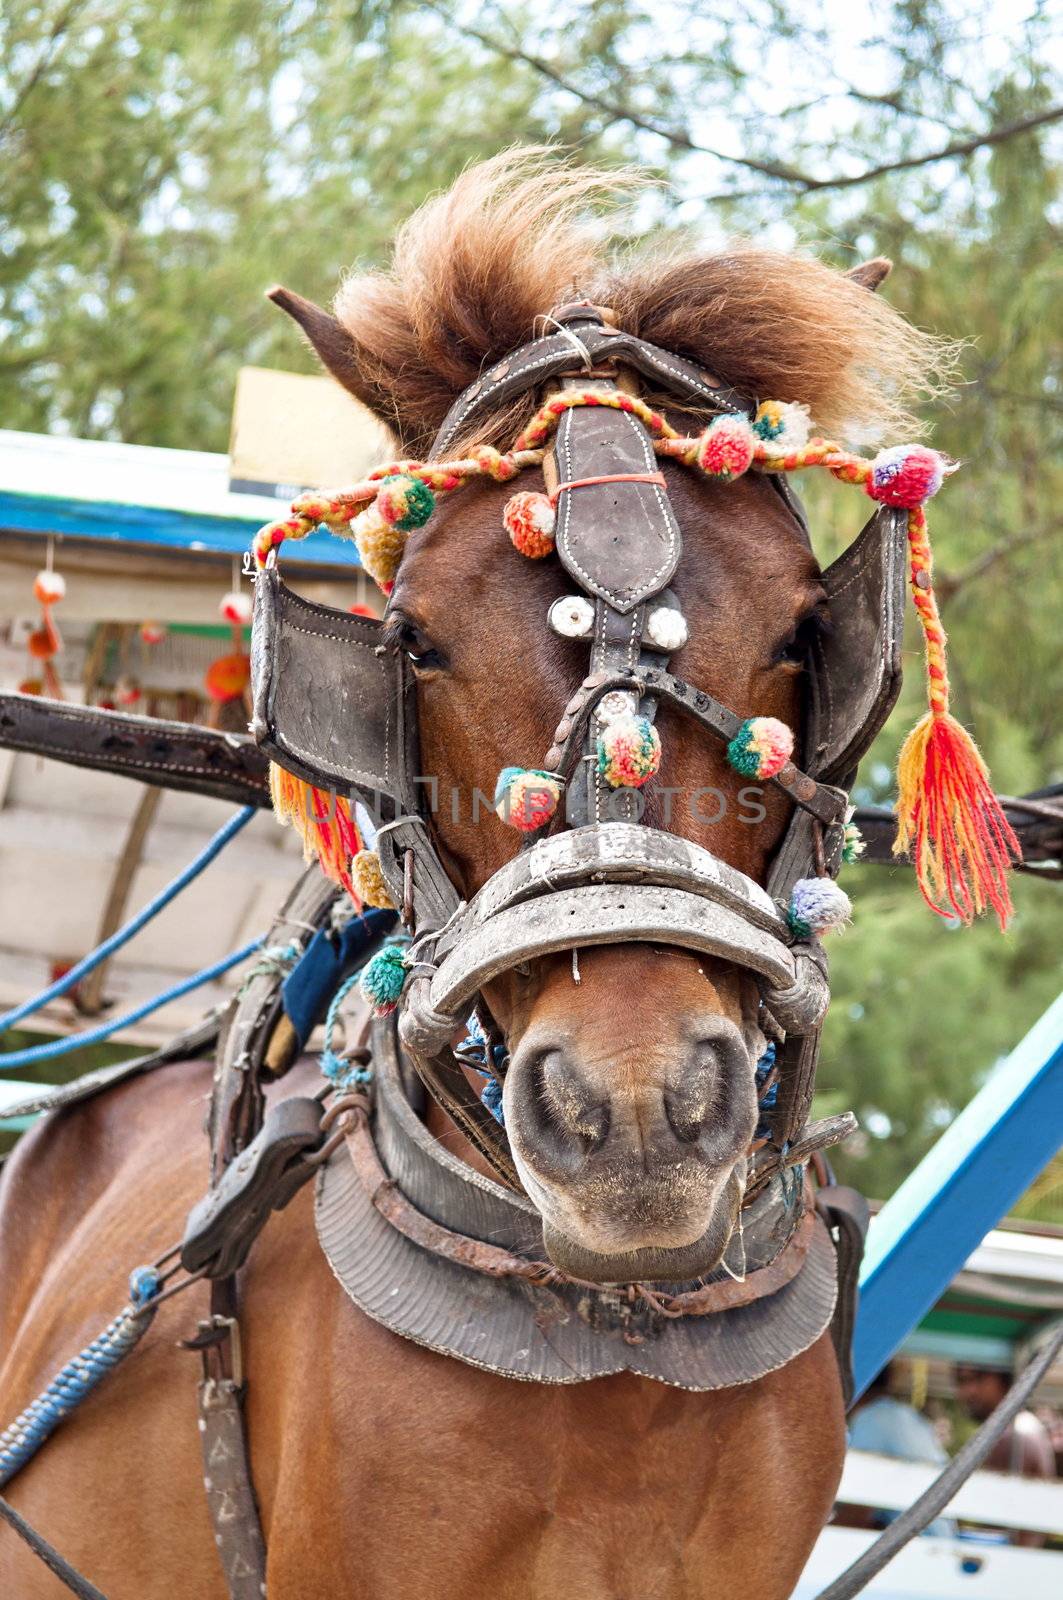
xmin=0 ymin=1494 xmax=110 ymax=1600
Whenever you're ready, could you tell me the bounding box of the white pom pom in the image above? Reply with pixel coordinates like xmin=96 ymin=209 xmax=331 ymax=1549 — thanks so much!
xmin=645 ymin=605 xmax=688 ymax=652
xmin=220 ymin=591 xmax=253 ymax=626
xmin=33 ymin=571 xmax=66 ymax=605
xmin=548 ymin=595 xmax=594 ymax=639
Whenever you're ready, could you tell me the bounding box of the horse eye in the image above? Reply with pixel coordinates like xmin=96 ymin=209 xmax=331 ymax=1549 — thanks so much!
xmin=772 ymin=608 xmax=829 ymax=670
xmin=395 ymin=620 xmax=445 ymax=670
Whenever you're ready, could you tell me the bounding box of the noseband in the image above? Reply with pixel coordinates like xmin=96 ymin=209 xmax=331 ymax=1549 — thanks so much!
xmin=248 ymin=300 xmax=944 ymax=1185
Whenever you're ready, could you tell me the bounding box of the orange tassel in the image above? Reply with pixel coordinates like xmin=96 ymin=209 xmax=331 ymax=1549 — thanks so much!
xmin=893 ymin=508 xmax=1021 ymax=928
xmin=268 ymin=763 xmax=363 ymax=900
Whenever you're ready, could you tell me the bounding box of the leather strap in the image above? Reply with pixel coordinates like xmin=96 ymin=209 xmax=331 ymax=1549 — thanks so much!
xmin=431 ymin=315 xmax=749 ymax=457
xmin=343 ymin=1104 xmax=814 ymax=1316
xmin=0 ymin=693 xmax=270 ymax=809
xmin=0 ymin=1494 xmax=109 ymax=1600
xmin=197 ymin=1377 xmax=268 ymax=1600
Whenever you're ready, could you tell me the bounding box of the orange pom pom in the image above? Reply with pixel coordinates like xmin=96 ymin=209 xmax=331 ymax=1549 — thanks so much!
xmin=503 ymin=492 xmax=555 ymax=558
xmin=204 ymin=652 xmax=250 ymax=703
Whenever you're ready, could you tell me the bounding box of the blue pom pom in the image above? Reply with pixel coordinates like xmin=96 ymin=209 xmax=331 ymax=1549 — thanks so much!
xmin=787 ymin=878 xmax=852 ymax=939
xmin=359 ymin=944 xmax=408 ymax=1016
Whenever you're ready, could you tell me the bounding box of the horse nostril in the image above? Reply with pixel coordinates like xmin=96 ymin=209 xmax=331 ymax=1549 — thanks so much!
xmin=540 ymin=1052 xmax=611 ymax=1153
xmin=664 ymin=1051 xmax=718 ymax=1144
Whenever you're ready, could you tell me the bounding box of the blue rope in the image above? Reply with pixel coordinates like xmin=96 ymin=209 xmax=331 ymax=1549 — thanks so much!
xmin=0 ymin=937 xmax=263 ymax=1070
xmin=0 ymin=804 xmax=257 ymax=1033
xmin=0 ymin=1267 xmax=162 ymax=1488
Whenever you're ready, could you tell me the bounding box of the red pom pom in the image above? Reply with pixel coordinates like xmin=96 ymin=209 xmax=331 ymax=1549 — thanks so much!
xmin=503 ymin=492 xmax=555 ymax=558
xmin=695 ymin=416 xmax=755 ymax=480
xmin=867 ymin=446 xmax=947 ymax=509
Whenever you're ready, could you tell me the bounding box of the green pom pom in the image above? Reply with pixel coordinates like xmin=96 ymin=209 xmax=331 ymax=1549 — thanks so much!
xmin=378 ymin=474 xmax=436 ymax=532
xmin=359 ymin=944 xmax=408 ymax=1016
xmin=842 ymin=822 xmax=865 ymax=865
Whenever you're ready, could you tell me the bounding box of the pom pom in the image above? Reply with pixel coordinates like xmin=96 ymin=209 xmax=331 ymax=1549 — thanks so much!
xmin=787 ymin=878 xmax=852 ymax=939
xmin=220 ymin=590 xmax=253 ymax=626
xmin=494 ymin=767 xmax=562 ymax=832
xmin=752 ymin=401 xmax=811 ymax=455
xmin=350 ymin=849 xmax=396 ymax=910
xmin=645 ymin=605 xmax=689 ymax=652
xmin=895 ymin=710 xmax=1021 ymax=928
xmin=597 ymin=715 xmax=661 ymax=789
xmin=695 ymin=415 xmax=755 ymax=480
xmin=33 ymin=571 xmax=65 ymax=605
xmin=27 ymin=620 xmax=60 ymax=660
xmin=354 ymin=504 xmax=406 ymax=589
xmin=842 ymin=823 xmax=865 ymax=865
xmin=504 ymin=491 xmax=555 ymax=558
xmin=376 ymin=474 xmax=436 ymax=531
xmin=726 ymin=717 xmax=795 ymax=780
xmin=867 ymin=445 xmax=948 ymax=509
xmin=359 ymin=945 xmax=408 ymax=1017
xmin=139 ymin=621 xmax=166 ymax=645
xmin=548 ymin=595 xmax=594 ymax=638
xmin=204 ymin=652 xmax=250 ymax=703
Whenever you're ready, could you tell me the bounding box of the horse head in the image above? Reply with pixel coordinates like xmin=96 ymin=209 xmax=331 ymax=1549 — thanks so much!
xmin=264 ymin=152 xmax=953 ymax=1284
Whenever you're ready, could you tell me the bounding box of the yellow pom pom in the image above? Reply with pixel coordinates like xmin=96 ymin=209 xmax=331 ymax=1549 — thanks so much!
xmin=354 ymin=505 xmax=406 ymax=590
xmin=350 ymin=849 xmax=396 ymax=910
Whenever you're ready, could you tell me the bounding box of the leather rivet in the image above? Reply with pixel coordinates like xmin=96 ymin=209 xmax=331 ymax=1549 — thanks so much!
xmin=555 ymin=718 xmax=572 ymax=741
xmin=793 ymin=775 xmax=818 ymax=801
xmin=565 ymin=693 xmax=585 ymax=716
xmin=914 ymin=569 xmax=932 ymax=590
xmin=544 ymin=746 xmax=562 ymax=769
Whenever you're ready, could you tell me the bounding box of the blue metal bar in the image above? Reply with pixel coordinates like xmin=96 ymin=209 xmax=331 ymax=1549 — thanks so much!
xmin=0 ymin=938 xmax=262 ymax=1070
xmin=0 ymin=805 xmax=257 ymax=1032
xmin=852 ymin=989 xmax=1063 ymax=1398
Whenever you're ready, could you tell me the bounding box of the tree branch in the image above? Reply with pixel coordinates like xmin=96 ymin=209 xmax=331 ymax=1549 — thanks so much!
xmin=935 ymin=521 xmax=1060 ymax=605
xmin=0 ymin=0 xmax=92 ymax=139
xmin=426 ymin=6 xmax=1063 ymax=198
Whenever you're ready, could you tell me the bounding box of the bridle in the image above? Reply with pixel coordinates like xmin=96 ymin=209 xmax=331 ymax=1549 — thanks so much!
xmin=250 ymin=300 xmax=914 ymax=1186
xmin=0 ymin=302 xmax=1027 ymax=1600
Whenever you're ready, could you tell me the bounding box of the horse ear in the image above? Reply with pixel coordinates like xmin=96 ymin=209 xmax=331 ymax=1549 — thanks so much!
xmin=845 ymin=257 xmax=893 ymax=292
xmin=266 ymin=285 xmax=382 ymax=416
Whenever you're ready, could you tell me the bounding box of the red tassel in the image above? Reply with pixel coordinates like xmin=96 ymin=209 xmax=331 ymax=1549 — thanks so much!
xmin=268 ymin=764 xmax=362 ymax=900
xmin=894 ymin=712 xmax=1021 ymax=929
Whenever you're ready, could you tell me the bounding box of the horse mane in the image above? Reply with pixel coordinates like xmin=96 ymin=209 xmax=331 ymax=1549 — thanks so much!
xmin=331 ymin=148 xmax=955 ymax=456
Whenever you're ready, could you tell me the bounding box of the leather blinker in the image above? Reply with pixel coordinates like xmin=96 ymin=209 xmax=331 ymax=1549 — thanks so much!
xmin=249 ymin=567 xmax=411 ymax=815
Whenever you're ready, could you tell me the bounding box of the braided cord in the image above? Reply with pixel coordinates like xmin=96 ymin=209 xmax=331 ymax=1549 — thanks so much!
xmin=0 ymin=1302 xmax=155 ymax=1488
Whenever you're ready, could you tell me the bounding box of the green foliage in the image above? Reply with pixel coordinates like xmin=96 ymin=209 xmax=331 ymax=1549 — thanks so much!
xmin=1 ymin=0 xmax=1059 ymax=1199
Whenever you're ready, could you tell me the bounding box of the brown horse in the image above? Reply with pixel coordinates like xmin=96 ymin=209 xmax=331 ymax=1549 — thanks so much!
xmin=0 ymin=153 xmax=949 ymax=1597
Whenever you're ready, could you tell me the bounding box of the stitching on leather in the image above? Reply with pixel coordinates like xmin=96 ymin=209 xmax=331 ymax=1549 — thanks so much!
xmin=278 ymin=620 xmax=391 ymax=790
xmin=436 ymin=331 xmax=743 ymax=453
xmin=556 ymin=411 xmax=677 ymax=602
xmin=53 ymin=751 xmax=266 ymax=787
